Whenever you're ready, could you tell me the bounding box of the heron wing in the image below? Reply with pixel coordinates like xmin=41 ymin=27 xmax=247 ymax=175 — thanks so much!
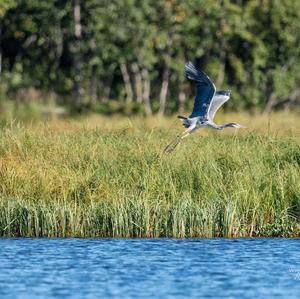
xmin=208 ymin=91 xmax=231 ymax=121
xmin=185 ymin=61 xmax=216 ymax=118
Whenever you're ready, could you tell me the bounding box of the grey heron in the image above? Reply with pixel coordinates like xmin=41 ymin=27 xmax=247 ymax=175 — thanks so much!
xmin=164 ymin=61 xmax=245 ymax=153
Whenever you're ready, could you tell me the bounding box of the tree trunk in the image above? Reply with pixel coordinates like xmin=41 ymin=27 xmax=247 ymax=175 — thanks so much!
xmin=216 ymin=37 xmax=227 ymax=87
xmin=216 ymin=61 xmax=225 ymax=87
xmin=120 ymin=62 xmax=133 ymax=103
xmin=54 ymin=23 xmax=63 ymax=73
xmin=101 ymin=74 xmax=113 ymax=103
xmin=284 ymin=87 xmax=300 ymax=111
xmin=90 ymin=65 xmax=98 ymax=104
xmin=264 ymin=92 xmax=277 ymax=114
xmin=132 ymin=63 xmax=143 ymax=103
xmin=178 ymin=83 xmax=186 ymax=114
xmin=73 ymin=0 xmax=82 ymax=108
xmin=158 ymin=67 xmax=170 ymax=115
xmin=141 ymin=68 xmax=152 ymax=116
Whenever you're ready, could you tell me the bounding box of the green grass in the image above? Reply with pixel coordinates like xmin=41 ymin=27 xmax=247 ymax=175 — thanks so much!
xmin=0 ymin=113 xmax=300 ymax=237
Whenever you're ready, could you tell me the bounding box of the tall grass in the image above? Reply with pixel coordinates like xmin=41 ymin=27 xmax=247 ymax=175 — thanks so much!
xmin=0 ymin=113 xmax=299 ymax=237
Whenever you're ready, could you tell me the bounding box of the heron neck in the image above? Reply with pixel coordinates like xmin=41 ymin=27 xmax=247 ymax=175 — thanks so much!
xmin=205 ymin=121 xmax=221 ymax=129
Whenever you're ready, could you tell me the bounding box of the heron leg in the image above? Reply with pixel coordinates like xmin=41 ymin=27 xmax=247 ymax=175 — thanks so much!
xmin=164 ymin=125 xmax=196 ymax=153
xmin=180 ymin=125 xmax=197 ymax=139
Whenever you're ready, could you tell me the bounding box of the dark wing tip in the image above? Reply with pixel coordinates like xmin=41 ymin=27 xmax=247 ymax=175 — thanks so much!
xmin=185 ymin=61 xmax=194 ymax=68
xmin=184 ymin=62 xmax=216 ymax=90
xmin=185 ymin=61 xmax=197 ymax=72
xmin=185 ymin=61 xmax=203 ymax=83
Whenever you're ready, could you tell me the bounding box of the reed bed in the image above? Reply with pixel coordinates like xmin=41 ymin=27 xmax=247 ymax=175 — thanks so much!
xmin=0 ymin=113 xmax=300 ymax=237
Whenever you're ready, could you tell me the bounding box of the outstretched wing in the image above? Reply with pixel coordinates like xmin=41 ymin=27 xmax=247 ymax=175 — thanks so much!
xmin=208 ymin=90 xmax=231 ymax=121
xmin=185 ymin=61 xmax=216 ymax=118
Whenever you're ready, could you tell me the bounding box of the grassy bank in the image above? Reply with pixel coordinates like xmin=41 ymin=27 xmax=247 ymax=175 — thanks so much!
xmin=0 ymin=113 xmax=300 ymax=237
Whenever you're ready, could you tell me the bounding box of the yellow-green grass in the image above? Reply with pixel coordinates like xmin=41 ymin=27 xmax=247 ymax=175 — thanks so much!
xmin=0 ymin=112 xmax=300 ymax=237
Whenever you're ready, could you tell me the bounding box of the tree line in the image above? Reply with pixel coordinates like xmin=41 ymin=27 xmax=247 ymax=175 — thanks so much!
xmin=1 ymin=0 xmax=300 ymax=115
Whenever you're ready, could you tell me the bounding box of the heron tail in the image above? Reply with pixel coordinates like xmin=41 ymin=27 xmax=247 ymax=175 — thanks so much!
xmin=177 ymin=115 xmax=189 ymax=128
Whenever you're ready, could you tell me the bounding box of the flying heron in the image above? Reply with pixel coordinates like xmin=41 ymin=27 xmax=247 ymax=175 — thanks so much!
xmin=164 ymin=61 xmax=245 ymax=153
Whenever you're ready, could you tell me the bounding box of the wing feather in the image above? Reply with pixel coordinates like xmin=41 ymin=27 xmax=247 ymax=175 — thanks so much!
xmin=208 ymin=91 xmax=231 ymax=121
xmin=185 ymin=61 xmax=216 ymax=118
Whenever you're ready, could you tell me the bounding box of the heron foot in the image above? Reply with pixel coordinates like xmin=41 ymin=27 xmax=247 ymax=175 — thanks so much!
xmin=164 ymin=135 xmax=182 ymax=153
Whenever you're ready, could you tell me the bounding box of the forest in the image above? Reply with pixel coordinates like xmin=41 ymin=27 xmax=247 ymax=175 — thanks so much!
xmin=1 ymin=0 xmax=300 ymax=116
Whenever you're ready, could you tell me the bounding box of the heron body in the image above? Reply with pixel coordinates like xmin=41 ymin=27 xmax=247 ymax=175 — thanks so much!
xmin=164 ymin=62 xmax=245 ymax=152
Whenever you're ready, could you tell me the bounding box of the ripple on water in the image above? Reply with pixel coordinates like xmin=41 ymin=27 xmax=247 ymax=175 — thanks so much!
xmin=0 ymin=238 xmax=299 ymax=299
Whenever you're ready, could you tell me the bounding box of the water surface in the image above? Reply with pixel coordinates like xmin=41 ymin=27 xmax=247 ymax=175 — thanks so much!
xmin=0 ymin=238 xmax=299 ymax=298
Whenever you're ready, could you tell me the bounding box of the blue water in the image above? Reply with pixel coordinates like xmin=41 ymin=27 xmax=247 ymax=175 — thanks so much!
xmin=0 ymin=238 xmax=299 ymax=299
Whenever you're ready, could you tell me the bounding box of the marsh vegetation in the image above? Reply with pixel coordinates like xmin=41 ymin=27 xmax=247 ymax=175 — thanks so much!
xmin=0 ymin=113 xmax=299 ymax=237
